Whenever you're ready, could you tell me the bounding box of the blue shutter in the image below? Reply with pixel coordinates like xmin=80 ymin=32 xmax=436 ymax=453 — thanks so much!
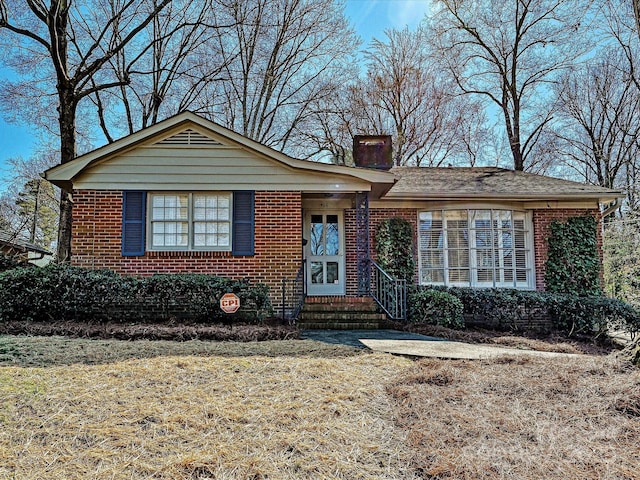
xmin=122 ymin=191 xmax=146 ymax=256
xmin=232 ymin=191 xmax=255 ymax=256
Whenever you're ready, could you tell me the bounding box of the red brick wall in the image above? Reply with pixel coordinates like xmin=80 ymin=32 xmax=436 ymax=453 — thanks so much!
xmin=344 ymin=207 xmax=418 ymax=296
xmin=72 ymin=190 xmax=303 ymax=302
xmin=532 ymin=208 xmax=603 ymax=292
xmin=343 ymin=206 xmax=603 ymax=294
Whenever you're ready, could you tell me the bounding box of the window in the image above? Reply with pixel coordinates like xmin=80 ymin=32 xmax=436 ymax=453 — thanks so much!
xmin=149 ymin=193 xmax=231 ymax=250
xmin=418 ymin=209 xmax=533 ymax=288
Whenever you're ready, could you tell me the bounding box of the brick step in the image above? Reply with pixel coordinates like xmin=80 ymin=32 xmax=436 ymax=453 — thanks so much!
xmin=297 ymin=321 xmax=382 ymax=330
xmin=301 ymin=303 xmax=380 ymax=314
xmin=297 ymin=296 xmax=386 ymax=329
xmin=298 ymin=312 xmax=387 ymax=322
xmin=302 ymin=296 xmax=380 ymax=314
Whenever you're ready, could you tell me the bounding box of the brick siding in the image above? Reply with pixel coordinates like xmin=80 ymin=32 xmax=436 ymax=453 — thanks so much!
xmin=72 ymin=190 xmax=303 ymax=304
xmin=73 ymin=190 xmax=604 ymax=301
xmin=344 ymin=207 xmax=418 ymax=296
xmin=345 ymin=205 xmax=603 ymax=294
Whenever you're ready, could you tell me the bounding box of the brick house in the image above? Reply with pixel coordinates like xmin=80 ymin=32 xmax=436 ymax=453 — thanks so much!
xmin=44 ymin=112 xmax=622 ymax=320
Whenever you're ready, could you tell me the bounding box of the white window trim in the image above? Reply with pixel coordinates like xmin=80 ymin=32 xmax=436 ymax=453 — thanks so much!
xmin=418 ymin=208 xmax=536 ymax=290
xmin=147 ymin=192 xmax=233 ymax=252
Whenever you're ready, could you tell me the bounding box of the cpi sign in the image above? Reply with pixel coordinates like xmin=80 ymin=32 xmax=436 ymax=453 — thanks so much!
xmin=220 ymin=292 xmax=240 ymax=314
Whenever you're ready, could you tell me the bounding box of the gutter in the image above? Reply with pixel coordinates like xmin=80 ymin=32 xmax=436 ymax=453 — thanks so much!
xmin=601 ymin=198 xmax=621 ymax=219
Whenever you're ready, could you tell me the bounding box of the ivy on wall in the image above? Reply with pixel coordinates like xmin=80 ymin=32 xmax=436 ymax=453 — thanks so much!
xmin=545 ymin=215 xmax=601 ymax=296
xmin=375 ymin=217 xmax=415 ymax=281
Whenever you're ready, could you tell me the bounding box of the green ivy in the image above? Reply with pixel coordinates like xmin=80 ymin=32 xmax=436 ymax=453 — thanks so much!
xmin=375 ymin=217 xmax=415 ymax=281
xmin=545 ymin=215 xmax=601 ymax=296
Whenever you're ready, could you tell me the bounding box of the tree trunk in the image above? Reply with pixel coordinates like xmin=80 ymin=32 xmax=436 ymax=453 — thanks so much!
xmin=56 ymin=88 xmax=77 ymax=262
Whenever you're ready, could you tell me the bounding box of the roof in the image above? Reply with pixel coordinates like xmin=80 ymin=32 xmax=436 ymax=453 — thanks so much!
xmin=44 ymin=111 xmax=395 ymax=192
xmin=41 ymin=111 xmax=623 ymax=204
xmin=0 ymin=230 xmax=52 ymax=255
xmin=385 ymin=167 xmax=624 ymax=202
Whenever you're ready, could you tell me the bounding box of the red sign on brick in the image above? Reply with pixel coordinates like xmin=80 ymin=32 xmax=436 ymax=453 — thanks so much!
xmin=220 ymin=293 xmax=240 ymax=314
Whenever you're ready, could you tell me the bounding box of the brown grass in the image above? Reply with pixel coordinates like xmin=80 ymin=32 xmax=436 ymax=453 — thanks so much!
xmin=388 ymin=354 xmax=640 ymax=479
xmin=0 ymin=335 xmax=417 ymax=479
xmin=1 ymin=335 xmax=638 ymax=480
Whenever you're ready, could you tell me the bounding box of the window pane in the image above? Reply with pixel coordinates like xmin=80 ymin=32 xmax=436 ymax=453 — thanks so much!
xmin=419 ymin=211 xmax=444 ymax=284
xmin=326 ymin=215 xmax=339 ymax=255
xmin=327 ymin=262 xmax=339 ymax=284
xmin=311 ymin=262 xmax=323 ymax=284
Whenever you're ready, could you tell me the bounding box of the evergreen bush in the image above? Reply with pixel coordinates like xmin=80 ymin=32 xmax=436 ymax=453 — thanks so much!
xmin=0 ymin=264 xmax=272 ymax=323
xmin=408 ymin=288 xmax=464 ymax=329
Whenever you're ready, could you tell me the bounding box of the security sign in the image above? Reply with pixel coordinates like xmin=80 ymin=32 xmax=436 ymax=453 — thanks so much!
xmin=220 ymin=292 xmax=240 ymax=314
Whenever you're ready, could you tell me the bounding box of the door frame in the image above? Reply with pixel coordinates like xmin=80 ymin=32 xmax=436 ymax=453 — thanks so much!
xmin=303 ymin=209 xmax=346 ymax=296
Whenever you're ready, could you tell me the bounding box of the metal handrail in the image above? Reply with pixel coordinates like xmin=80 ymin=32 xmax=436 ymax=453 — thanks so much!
xmin=281 ymin=263 xmax=305 ymax=322
xmin=370 ymin=261 xmax=407 ymax=320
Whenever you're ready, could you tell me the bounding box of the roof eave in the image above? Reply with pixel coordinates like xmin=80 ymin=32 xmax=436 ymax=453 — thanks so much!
xmin=382 ymin=192 xmax=625 ymax=203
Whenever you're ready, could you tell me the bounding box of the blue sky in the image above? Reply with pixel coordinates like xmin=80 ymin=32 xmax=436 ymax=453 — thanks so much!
xmin=0 ymin=0 xmax=430 ymax=185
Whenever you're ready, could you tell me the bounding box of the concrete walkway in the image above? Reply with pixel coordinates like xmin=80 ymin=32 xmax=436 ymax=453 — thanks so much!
xmin=301 ymin=329 xmax=583 ymax=360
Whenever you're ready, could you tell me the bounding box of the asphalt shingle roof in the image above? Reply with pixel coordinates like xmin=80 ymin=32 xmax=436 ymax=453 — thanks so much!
xmin=0 ymin=230 xmax=52 ymax=255
xmin=386 ymin=167 xmax=623 ymax=201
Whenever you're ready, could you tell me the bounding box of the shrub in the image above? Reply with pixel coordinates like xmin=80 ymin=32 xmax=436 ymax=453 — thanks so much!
xmin=409 ymin=288 xmax=464 ymax=329
xmin=409 ymin=285 xmax=640 ymax=337
xmin=0 ymin=253 xmax=28 ymax=272
xmin=0 ymin=264 xmax=272 ymax=324
xmin=546 ymin=295 xmax=639 ymax=337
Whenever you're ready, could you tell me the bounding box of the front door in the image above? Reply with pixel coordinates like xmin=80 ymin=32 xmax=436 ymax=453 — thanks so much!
xmin=304 ymin=211 xmax=345 ymax=296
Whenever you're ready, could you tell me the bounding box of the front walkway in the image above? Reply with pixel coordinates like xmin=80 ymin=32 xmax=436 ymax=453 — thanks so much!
xmin=301 ymin=329 xmax=583 ymax=360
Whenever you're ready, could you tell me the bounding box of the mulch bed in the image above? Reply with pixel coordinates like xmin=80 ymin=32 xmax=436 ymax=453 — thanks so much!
xmin=0 ymin=320 xmax=299 ymax=342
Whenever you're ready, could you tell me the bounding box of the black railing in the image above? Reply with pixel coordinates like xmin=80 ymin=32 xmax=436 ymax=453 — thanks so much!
xmin=370 ymin=261 xmax=407 ymax=320
xmin=281 ymin=263 xmax=305 ymax=323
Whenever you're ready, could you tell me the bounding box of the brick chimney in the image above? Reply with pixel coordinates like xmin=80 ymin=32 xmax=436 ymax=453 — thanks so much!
xmin=353 ymin=135 xmax=392 ymax=170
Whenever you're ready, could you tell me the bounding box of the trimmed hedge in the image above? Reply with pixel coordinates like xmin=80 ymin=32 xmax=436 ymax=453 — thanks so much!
xmin=408 ymin=289 xmax=464 ymax=329
xmin=0 ymin=264 xmax=272 ymax=324
xmin=408 ymin=286 xmax=640 ymax=337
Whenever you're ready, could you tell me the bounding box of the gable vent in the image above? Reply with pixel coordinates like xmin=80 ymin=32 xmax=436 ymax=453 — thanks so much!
xmin=156 ymin=129 xmax=223 ymax=146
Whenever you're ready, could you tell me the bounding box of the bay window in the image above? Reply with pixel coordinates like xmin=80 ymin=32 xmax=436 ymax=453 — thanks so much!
xmin=418 ymin=209 xmax=534 ymax=289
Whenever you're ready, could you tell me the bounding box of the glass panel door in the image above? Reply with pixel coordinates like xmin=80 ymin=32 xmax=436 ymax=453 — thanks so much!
xmin=305 ymin=211 xmax=345 ymax=295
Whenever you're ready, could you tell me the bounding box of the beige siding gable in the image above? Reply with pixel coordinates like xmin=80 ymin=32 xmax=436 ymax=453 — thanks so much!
xmin=73 ymin=144 xmax=372 ymax=192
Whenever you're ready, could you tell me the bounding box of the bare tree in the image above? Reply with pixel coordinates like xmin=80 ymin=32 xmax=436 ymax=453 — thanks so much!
xmin=300 ymin=27 xmax=488 ymax=167
xmin=88 ymin=0 xmax=236 ymax=140
xmin=0 ymin=0 xmax=173 ymax=261
xmin=0 ymin=152 xmax=59 ymax=249
xmin=196 ymin=0 xmax=359 ymax=153
xmin=360 ymin=27 xmax=488 ymax=166
xmin=430 ymin=0 xmax=592 ymax=171
xmin=554 ymin=52 xmax=640 ymax=212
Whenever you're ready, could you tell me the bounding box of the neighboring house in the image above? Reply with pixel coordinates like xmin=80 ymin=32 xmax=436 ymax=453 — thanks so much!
xmin=0 ymin=230 xmax=52 ymax=263
xmin=44 ymin=112 xmax=623 ymax=318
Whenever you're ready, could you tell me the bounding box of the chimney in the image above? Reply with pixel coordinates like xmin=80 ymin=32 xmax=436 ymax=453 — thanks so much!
xmin=353 ymin=135 xmax=392 ymax=170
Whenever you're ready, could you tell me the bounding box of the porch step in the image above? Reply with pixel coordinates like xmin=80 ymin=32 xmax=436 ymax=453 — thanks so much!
xmin=297 ymin=297 xmax=388 ymax=330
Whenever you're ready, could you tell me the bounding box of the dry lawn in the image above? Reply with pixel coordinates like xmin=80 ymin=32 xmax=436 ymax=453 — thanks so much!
xmin=389 ymin=355 xmax=640 ymax=479
xmin=1 ymin=335 xmax=639 ymax=480
xmin=0 ymin=336 xmax=417 ymax=479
